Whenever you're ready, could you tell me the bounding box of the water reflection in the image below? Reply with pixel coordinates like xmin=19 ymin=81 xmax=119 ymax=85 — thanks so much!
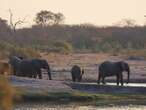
xmin=82 ymin=82 xmax=146 ymax=87
xmin=107 ymin=83 xmax=146 ymax=87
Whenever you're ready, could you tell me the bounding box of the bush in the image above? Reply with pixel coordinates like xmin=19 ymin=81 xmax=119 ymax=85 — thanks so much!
xmin=9 ymin=47 xmax=40 ymax=58
xmin=0 ymin=42 xmax=40 ymax=59
xmin=53 ymin=41 xmax=73 ymax=53
xmin=123 ymin=49 xmax=146 ymax=59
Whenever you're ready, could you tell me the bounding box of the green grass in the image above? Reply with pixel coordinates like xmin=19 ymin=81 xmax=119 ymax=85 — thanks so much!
xmin=14 ymin=88 xmax=146 ymax=106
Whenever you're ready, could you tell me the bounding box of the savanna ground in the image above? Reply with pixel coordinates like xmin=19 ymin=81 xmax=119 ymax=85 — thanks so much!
xmin=43 ymin=52 xmax=146 ymax=83
xmin=7 ymin=53 xmax=146 ymax=109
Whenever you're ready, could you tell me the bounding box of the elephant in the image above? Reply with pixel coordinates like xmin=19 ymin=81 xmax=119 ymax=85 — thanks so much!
xmin=97 ymin=61 xmax=130 ymax=86
xmin=71 ymin=65 xmax=84 ymax=82
xmin=17 ymin=60 xmax=37 ymax=78
xmin=9 ymin=56 xmax=52 ymax=80
xmin=31 ymin=59 xmax=52 ymax=80
xmin=9 ymin=56 xmax=36 ymax=77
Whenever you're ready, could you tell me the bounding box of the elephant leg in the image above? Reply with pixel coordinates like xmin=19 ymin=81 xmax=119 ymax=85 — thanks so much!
xmin=97 ymin=74 xmax=101 ymax=84
xmin=13 ymin=69 xmax=16 ymax=75
xmin=45 ymin=69 xmax=52 ymax=80
xmin=33 ymin=74 xmax=37 ymax=78
xmin=72 ymin=76 xmax=76 ymax=82
xmin=78 ymin=77 xmax=82 ymax=82
xmin=102 ymin=76 xmax=105 ymax=84
xmin=116 ymin=74 xmax=120 ymax=86
xmin=78 ymin=78 xmax=80 ymax=82
xmin=120 ymin=74 xmax=123 ymax=86
xmin=37 ymin=69 xmax=42 ymax=79
xmin=30 ymin=75 xmax=33 ymax=78
xmin=38 ymin=73 xmax=42 ymax=79
xmin=13 ymin=68 xmax=18 ymax=75
xmin=48 ymin=72 xmax=52 ymax=80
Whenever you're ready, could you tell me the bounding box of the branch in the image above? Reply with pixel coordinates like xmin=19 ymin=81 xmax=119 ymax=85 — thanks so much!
xmin=8 ymin=9 xmax=14 ymax=28
xmin=8 ymin=9 xmax=28 ymax=32
xmin=14 ymin=19 xmax=24 ymax=28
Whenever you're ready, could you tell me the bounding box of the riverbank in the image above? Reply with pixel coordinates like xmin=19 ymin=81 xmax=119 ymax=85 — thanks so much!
xmin=19 ymin=92 xmax=146 ymax=106
xmin=9 ymin=76 xmax=146 ymax=106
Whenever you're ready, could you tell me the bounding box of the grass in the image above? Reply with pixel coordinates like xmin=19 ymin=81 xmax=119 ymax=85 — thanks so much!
xmin=14 ymin=87 xmax=146 ymax=106
xmin=122 ymin=49 xmax=146 ymax=59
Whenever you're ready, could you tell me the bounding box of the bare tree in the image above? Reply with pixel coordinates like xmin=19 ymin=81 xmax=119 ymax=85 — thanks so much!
xmin=8 ymin=9 xmax=26 ymax=32
xmin=113 ymin=18 xmax=136 ymax=27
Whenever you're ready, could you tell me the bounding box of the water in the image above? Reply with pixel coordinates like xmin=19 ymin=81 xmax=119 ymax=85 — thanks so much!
xmin=80 ymin=82 xmax=146 ymax=87
xmin=14 ymin=103 xmax=146 ymax=110
xmin=107 ymin=83 xmax=146 ymax=87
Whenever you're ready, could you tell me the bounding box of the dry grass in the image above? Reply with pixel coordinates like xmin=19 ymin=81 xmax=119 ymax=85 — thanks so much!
xmin=0 ymin=76 xmax=15 ymax=110
xmin=39 ymin=53 xmax=146 ymax=83
xmin=0 ymin=61 xmax=13 ymax=76
xmin=43 ymin=53 xmax=110 ymax=67
xmin=122 ymin=49 xmax=146 ymax=59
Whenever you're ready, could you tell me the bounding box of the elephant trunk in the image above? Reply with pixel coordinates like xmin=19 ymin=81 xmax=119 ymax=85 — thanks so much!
xmin=47 ymin=68 xmax=52 ymax=80
xmin=81 ymin=69 xmax=84 ymax=75
xmin=127 ymin=68 xmax=130 ymax=84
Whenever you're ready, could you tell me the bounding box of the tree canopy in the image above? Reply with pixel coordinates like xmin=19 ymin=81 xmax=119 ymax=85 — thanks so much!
xmin=35 ymin=10 xmax=65 ymax=26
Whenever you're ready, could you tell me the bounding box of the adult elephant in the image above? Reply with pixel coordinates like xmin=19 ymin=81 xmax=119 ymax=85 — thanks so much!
xmin=9 ymin=56 xmax=36 ymax=78
xmin=17 ymin=60 xmax=37 ymax=78
xmin=9 ymin=56 xmax=52 ymax=80
xmin=97 ymin=61 xmax=130 ymax=86
xmin=31 ymin=59 xmax=52 ymax=80
xmin=71 ymin=65 xmax=84 ymax=82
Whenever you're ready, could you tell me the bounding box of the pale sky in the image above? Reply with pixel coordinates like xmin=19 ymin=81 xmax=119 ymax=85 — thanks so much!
xmin=0 ymin=0 xmax=146 ymax=27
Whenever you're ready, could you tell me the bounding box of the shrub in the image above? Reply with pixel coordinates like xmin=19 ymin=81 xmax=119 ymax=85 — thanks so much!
xmin=9 ymin=47 xmax=40 ymax=58
xmin=53 ymin=41 xmax=73 ymax=53
xmin=123 ymin=49 xmax=146 ymax=59
xmin=0 ymin=41 xmax=40 ymax=59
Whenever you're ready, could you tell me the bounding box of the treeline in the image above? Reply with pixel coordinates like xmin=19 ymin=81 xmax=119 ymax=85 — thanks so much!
xmin=0 ymin=15 xmax=146 ymax=55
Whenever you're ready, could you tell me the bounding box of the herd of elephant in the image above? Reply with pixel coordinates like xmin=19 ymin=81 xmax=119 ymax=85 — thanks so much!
xmin=71 ymin=61 xmax=130 ymax=86
xmin=8 ymin=56 xmax=130 ymax=86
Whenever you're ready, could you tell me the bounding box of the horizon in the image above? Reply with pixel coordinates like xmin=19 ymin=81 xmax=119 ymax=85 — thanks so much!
xmin=1 ymin=0 xmax=146 ymax=28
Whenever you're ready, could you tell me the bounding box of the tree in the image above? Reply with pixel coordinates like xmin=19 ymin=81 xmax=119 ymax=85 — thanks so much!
xmin=113 ymin=18 xmax=136 ymax=27
xmin=8 ymin=9 xmax=26 ymax=32
xmin=0 ymin=17 xmax=11 ymax=40
xmin=0 ymin=18 xmax=7 ymax=27
xmin=53 ymin=41 xmax=73 ymax=53
xmin=35 ymin=10 xmax=65 ymax=26
xmin=35 ymin=10 xmax=54 ymax=26
xmin=0 ymin=18 xmax=9 ymax=31
xmin=54 ymin=13 xmax=65 ymax=25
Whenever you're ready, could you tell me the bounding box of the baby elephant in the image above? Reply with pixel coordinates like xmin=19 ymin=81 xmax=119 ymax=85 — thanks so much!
xmin=71 ymin=65 xmax=84 ymax=82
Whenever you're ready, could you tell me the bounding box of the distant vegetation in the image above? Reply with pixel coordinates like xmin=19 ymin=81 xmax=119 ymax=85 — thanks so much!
xmin=0 ymin=10 xmax=146 ymax=57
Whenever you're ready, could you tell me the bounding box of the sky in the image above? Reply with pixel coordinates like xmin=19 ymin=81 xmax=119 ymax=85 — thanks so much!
xmin=0 ymin=0 xmax=146 ymax=27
